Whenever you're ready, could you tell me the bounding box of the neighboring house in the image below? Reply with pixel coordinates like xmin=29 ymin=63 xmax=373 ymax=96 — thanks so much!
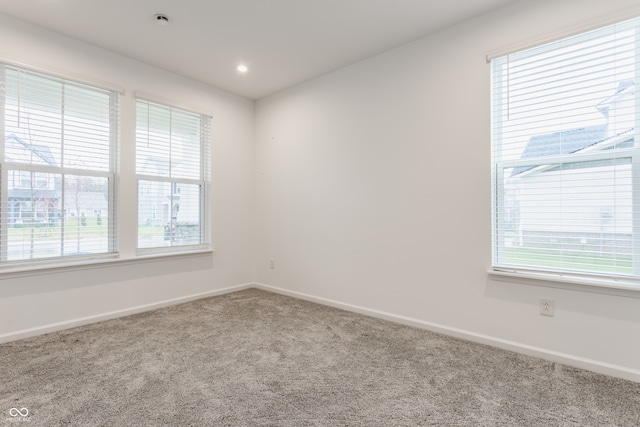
xmin=5 ymin=134 xmax=60 ymax=225
xmin=137 ymin=156 xmax=200 ymax=226
xmin=63 ymin=191 xmax=108 ymax=219
xmin=5 ymin=133 xmax=58 ymax=167
xmin=5 ymin=134 xmax=108 ymax=225
xmin=506 ymin=80 xmax=635 ymax=254
xmin=137 ymin=156 xmax=177 ymax=226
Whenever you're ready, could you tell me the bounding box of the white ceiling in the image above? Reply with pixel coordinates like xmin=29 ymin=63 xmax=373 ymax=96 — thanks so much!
xmin=0 ymin=0 xmax=516 ymax=99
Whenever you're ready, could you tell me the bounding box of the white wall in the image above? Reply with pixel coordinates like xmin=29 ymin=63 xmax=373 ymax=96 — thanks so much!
xmin=0 ymin=14 xmax=255 ymax=339
xmin=254 ymin=0 xmax=640 ymax=381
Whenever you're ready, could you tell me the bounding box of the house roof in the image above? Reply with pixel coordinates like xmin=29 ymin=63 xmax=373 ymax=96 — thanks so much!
xmin=596 ymin=79 xmax=635 ymax=117
xmin=511 ymin=80 xmax=635 ymax=177
xmin=5 ymin=134 xmax=58 ymax=167
xmin=511 ymin=124 xmax=608 ymax=176
xmin=64 ymin=192 xmax=108 ymax=209
xmin=9 ymin=189 xmax=60 ymax=200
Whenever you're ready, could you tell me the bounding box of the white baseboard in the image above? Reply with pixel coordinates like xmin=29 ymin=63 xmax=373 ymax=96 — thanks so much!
xmin=0 ymin=283 xmax=253 ymax=344
xmin=252 ymin=282 xmax=640 ymax=383
xmin=5 ymin=281 xmax=639 ymax=383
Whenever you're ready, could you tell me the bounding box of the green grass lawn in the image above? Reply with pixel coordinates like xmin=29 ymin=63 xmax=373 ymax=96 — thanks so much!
xmin=8 ymin=219 xmax=163 ymax=241
xmin=138 ymin=225 xmax=164 ymax=238
xmin=503 ymin=246 xmax=632 ymax=274
xmin=9 ymin=218 xmax=103 ymax=241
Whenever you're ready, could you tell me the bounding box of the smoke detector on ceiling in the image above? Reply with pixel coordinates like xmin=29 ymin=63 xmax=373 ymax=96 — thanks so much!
xmin=154 ymin=14 xmax=170 ymax=26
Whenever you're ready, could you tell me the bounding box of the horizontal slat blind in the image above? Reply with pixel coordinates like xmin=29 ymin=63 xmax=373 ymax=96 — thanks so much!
xmin=1 ymin=64 xmax=119 ymax=265
xmin=135 ymin=98 xmax=210 ymax=250
xmin=491 ymin=17 xmax=640 ymax=279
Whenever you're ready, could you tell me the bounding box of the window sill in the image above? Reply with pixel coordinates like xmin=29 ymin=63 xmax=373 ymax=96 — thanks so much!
xmin=488 ymin=268 xmax=640 ymax=298
xmin=0 ymin=248 xmax=213 ymax=280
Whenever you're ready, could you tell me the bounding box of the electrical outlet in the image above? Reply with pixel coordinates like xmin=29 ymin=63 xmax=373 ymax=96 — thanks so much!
xmin=540 ymin=299 xmax=554 ymax=317
xmin=270 ymin=259 xmax=275 ymax=269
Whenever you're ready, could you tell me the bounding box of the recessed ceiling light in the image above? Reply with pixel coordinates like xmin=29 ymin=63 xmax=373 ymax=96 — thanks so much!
xmin=237 ymin=64 xmax=249 ymax=73
xmin=154 ymin=14 xmax=170 ymax=26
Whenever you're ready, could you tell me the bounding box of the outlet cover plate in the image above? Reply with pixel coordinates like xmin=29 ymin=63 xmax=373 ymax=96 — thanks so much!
xmin=540 ymin=299 xmax=555 ymax=317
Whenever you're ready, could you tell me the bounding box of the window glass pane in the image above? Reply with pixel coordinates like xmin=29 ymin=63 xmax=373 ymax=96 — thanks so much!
xmin=5 ymin=173 xmax=113 ymax=259
xmin=1 ymin=64 xmax=118 ymax=265
xmin=491 ymin=17 xmax=639 ymax=279
xmin=170 ymin=110 xmax=201 ymax=180
xmin=5 ymin=71 xmax=115 ymax=171
xmin=5 ymin=70 xmax=62 ymax=166
xmin=138 ymin=180 xmax=201 ymax=248
xmin=497 ymin=161 xmax=632 ymax=275
xmin=136 ymin=101 xmax=202 ymax=180
xmin=63 ymin=84 xmax=112 ymax=171
xmin=135 ymin=98 xmax=209 ymax=252
xmin=493 ymin=24 xmax=636 ymax=163
xmin=136 ymin=102 xmax=171 ymax=176
xmin=137 ymin=180 xmax=169 ymax=248
xmin=6 ymin=172 xmax=61 ymax=260
xmin=62 ymin=175 xmax=111 ymax=255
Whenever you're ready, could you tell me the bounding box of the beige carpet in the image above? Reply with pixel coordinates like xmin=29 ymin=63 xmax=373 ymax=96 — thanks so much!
xmin=1 ymin=288 xmax=639 ymax=426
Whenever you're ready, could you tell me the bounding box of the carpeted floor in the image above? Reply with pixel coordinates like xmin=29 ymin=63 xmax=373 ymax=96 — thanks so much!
xmin=1 ymin=288 xmax=639 ymax=426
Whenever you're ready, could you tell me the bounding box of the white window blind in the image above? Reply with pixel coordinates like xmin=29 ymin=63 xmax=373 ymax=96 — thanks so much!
xmin=0 ymin=64 xmax=119 ymax=265
xmin=491 ymin=17 xmax=640 ymax=281
xmin=135 ymin=98 xmax=210 ymax=251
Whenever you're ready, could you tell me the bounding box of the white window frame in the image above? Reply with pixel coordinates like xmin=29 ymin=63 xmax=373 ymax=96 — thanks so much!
xmin=0 ymin=63 xmax=120 ymax=268
xmin=135 ymin=95 xmax=211 ymax=255
xmin=489 ymin=17 xmax=640 ymax=293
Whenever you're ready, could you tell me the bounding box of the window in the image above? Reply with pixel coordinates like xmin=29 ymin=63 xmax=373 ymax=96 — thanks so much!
xmin=0 ymin=64 xmax=119 ymax=265
xmin=135 ymin=97 xmax=210 ymax=251
xmin=491 ymin=17 xmax=640 ymax=282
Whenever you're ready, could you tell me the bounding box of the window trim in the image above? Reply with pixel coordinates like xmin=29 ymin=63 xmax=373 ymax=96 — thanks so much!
xmin=485 ymin=5 xmax=640 ymax=62
xmin=0 ymin=62 xmax=120 ymax=268
xmin=133 ymin=91 xmax=213 ymax=119
xmin=488 ymin=268 xmax=640 ymax=298
xmin=0 ymin=248 xmax=213 ymax=279
xmin=134 ymin=96 xmax=212 ymax=254
xmin=489 ymin=15 xmax=640 ymax=292
xmin=0 ymin=55 xmax=125 ymax=95
xmin=0 ymin=60 xmax=216 ymax=276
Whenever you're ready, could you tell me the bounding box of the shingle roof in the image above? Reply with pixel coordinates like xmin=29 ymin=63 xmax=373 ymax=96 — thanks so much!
xmin=511 ymin=79 xmax=635 ymax=177
xmin=9 ymin=189 xmax=60 ymax=200
xmin=5 ymin=134 xmax=58 ymax=167
xmin=511 ymin=124 xmax=608 ymax=176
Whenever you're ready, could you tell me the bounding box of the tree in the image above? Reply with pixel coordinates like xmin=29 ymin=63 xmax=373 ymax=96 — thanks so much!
xmin=65 ymin=175 xmax=93 ymax=253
